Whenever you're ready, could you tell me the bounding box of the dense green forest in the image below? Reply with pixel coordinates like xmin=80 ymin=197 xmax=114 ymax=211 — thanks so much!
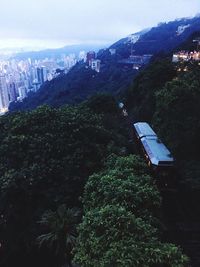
xmin=74 ymin=155 xmax=188 ymax=267
xmin=0 ymin=93 xmax=189 ymax=266
xmin=0 ymin=99 xmax=129 ymax=266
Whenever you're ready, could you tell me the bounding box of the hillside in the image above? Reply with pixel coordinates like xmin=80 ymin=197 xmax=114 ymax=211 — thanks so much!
xmin=124 ymin=28 xmax=200 ymax=185
xmin=111 ymin=16 xmax=200 ymax=57
xmin=0 ymin=97 xmax=189 ymax=267
xmin=9 ymin=15 xmax=200 ymax=112
xmin=9 ymin=61 xmax=137 ymax=111
xmin=123 ymin=38 xmax=200 ymax=266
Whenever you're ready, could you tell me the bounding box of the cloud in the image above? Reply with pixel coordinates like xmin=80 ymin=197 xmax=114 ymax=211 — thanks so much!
xmin=0 ymin=0 xmax=199 ymax=48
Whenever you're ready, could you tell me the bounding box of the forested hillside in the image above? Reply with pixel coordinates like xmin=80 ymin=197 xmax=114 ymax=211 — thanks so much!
xmin=124 ymin=47 xmax=200 ymax=266
xmin=0 ymin=97 xmax=129 ymax=266
xmin=125 ymin=52 xmax=200 ymax=181
xmin=0 ymin=94 xmax=189 ymax=267
xmin=111 ymin=16 xmax=200 ymax=56
xmin=9 ymin=62 xmax=136 ymax=111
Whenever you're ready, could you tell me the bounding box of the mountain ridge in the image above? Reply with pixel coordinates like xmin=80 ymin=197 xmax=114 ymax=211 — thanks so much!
xmin=12 ymin=44 xmax=108 ymax=60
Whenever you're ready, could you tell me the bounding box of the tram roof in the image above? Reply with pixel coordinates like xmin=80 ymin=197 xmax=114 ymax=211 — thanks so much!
xmin=141 ymin=136 xmax=174 ymax=166
xmin=133 ymin=122 xmax=156 ymax=138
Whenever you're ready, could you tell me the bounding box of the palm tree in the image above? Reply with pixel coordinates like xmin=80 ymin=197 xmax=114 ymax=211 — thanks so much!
xmin=37 ymin=204 xmax=80 ymax=267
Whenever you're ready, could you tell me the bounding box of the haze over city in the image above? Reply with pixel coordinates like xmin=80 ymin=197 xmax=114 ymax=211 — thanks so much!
xmin=0 ymin=0 xmax=200 ymax=50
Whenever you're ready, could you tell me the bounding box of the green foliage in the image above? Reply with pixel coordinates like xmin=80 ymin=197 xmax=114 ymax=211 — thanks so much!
xmin=153 ymin=63 xmax=200 ymax=158
xmin=74 ymin=155 xmax=188 ymax=267
xmin=37 ymin=205 xmax=80 ymax=266
xmin=125 ymin=58 xmax=176 ymax=121
xmin=85 ymin=93 xmax=119 ymax=114
xmin=75 ymin=205 xmax=188 ymax=267
xmin=0 ymin=104 xmax=126 ymax=266
xmin=83 ymin=155 xmax=161 ymax=219
xmin=104 ymin=154 xmax=149 ymax=175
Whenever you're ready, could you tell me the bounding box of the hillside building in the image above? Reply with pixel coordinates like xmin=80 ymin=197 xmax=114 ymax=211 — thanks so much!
xmin=86 ymin=51 xmax=96 ymax=66
xmin=91 ymin=59 xmax=101 ymax=73
xmin=109 ymin=48 xmax=116 ymax=55
xmin=172 ymin=51 xmax=200 ymax=62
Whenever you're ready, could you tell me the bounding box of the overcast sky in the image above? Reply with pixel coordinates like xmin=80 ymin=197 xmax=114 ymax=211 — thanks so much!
xmin=0 ymin=0 xmax=200 ymax=49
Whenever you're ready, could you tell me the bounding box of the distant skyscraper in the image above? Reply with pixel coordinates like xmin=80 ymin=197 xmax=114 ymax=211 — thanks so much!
xmin=91 ymin=59 xmax=101 ymax=72
xmin=18 ymin=86 xmax=27 ymax=100
xmin=79 ymin=51 xmax=86 ymax=62
xmin=37 ymin=67 xmax=44 ymax=84
xmin=8 ymin=82 xmax=17 ymax=102
xmin=42 ymin=66 xmax=48 ymax=82
xmin=0 ymin=75 xmax=9 ymax=111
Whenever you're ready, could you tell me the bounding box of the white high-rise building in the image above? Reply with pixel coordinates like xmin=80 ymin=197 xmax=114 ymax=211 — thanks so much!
xmin=0 ymin=75 xmax=9 ymax=112
xmin=79 ymin=51 xmax=86 ymax=62
xmin=91 ymin=59 xmax=101 ymax=73
xmin=18 ymin=86 xmax=27 ymax=100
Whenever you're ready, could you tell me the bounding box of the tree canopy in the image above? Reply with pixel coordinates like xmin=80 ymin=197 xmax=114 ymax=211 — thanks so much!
xmin=74 ymin=155 xmax=188 ymax=267
xmin=0 ymin=102 xmax=127 ymax=267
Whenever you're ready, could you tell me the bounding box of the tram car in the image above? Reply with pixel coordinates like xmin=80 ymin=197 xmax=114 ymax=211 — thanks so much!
xmin=133 ymin=122 xmax=174 ymax=170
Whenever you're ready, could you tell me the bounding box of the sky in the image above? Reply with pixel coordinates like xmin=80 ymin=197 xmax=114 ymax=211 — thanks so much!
xmin=0 ymin=0 xmax=200 ymax=50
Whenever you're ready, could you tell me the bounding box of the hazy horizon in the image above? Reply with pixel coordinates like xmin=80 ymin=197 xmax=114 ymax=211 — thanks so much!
xmin=0 ymin=0 xmax=199 ymax=50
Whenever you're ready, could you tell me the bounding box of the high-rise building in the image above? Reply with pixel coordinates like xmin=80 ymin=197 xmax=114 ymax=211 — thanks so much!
xmin=0 ymin=75 xmax=9 ymax=111
xmin=18 ymin=86 xmax=27 ymax=100
xmin=42 ymin=66 xmax=48 ymax=82
xmin=79 ymin=51 xmax=86 ymax=62
xmin=8 ymin=82 xmax=17 ymax=102
xmin=91 ymin=59 xmax=101 ymax=72
xmin=37 ymin=67 xmax=44 ymax=84
xmin=109 ymin=48 xmax=116 ymax=55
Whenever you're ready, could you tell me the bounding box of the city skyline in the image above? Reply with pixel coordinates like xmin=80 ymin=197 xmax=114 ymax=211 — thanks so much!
xmin=0 ymin=0 xmax=199 ymax=50
xmin=0 ymin=51 xmax=83 ymax=113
